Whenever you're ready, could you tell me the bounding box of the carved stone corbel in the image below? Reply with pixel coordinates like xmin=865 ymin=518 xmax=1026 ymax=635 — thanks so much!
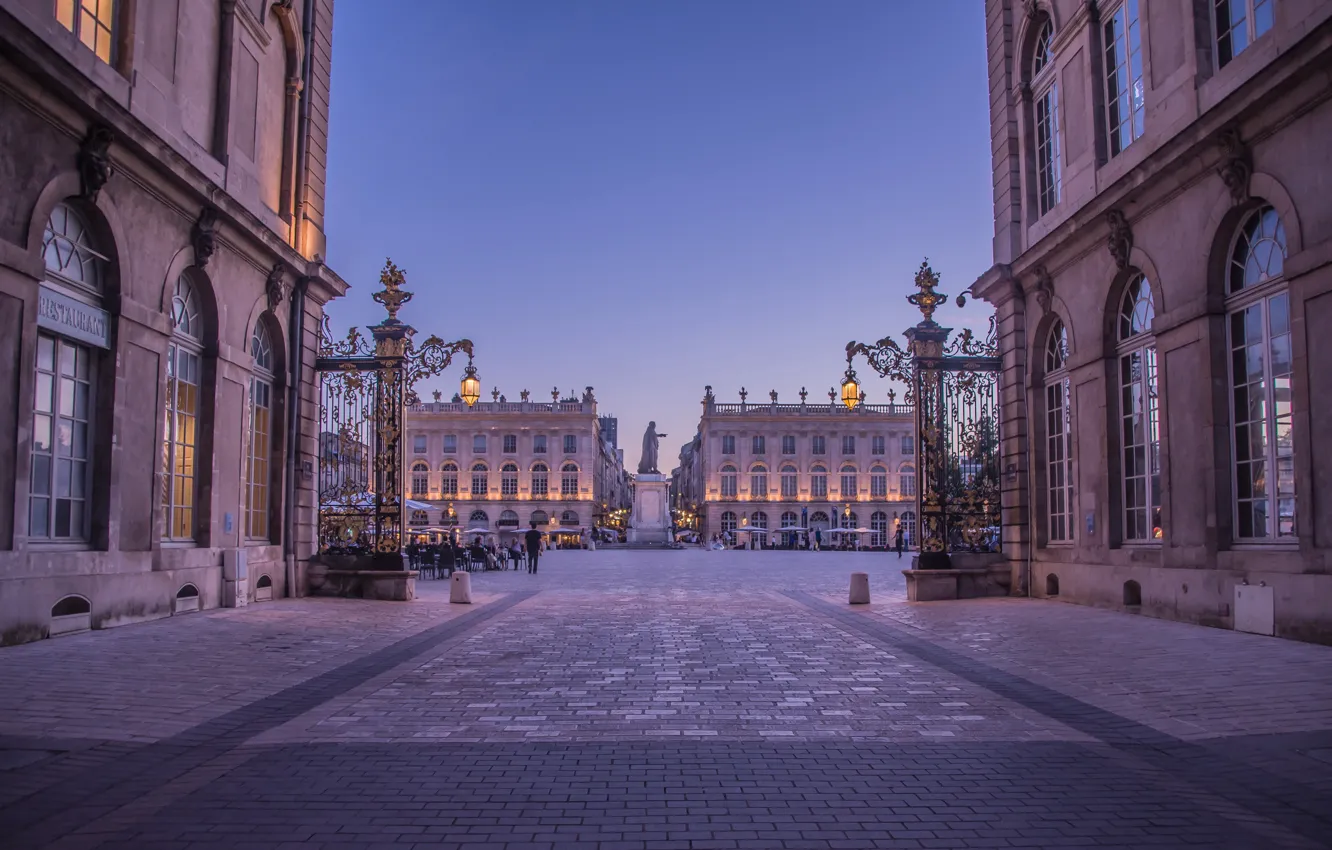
xmin=77 ymin=124 xmax=114 ymax=202
xmin=1106 ymin=208 xmax=1133 ymax=271
xmin=265 ymin=263 xmax=287 ymax=311
xmin=1029 ymin=265 xmax=1053 ymax=314
xmin=1023 ymin=0 xmax=1040 ymax=19
xmin=1217 ymin=127 xmax=1252 ymax=205
xmin=192 ymin=207 xmax=219 ymax=268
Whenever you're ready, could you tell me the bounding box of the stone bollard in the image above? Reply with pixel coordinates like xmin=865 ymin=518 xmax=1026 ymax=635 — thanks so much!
xmin=849 ymin=572 xmax=870 ymax=604
xmin=450 ymin=570 xmax=472 ymax=604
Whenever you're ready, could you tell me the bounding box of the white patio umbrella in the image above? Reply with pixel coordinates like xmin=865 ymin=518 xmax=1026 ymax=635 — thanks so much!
xmin=462 ymin=527 xmax=493 ymax=535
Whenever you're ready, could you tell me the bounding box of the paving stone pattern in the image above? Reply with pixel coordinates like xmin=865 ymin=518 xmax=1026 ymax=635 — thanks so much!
xmin=1 ymin=549 xmax=1330 ymax=849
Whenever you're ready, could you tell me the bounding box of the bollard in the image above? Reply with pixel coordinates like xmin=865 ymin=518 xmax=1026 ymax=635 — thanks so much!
xmin=849 ymin=572 xmax=870 ymax=604
xmin=450 ymin=570 xmax=472 ymax=604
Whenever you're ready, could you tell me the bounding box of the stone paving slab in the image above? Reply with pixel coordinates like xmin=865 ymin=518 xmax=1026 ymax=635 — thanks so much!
xmin=1 ymin=549 xmax=1330 ymax=850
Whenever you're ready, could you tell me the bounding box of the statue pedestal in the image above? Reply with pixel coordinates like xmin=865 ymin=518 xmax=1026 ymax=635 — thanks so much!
xmin=627 ymin=474 xmax=672 ymax=546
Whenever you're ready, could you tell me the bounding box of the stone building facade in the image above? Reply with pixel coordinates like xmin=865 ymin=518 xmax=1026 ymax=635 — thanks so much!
xmin=674 ymin=388 xmax=917 ymax=547
xmin=402 ymin=389 xmax=631 ymax=542
xmin=0 ymin=0 xmax=346 ymax=644
xmin=975 ymin=0 xmax=1331 ymax=640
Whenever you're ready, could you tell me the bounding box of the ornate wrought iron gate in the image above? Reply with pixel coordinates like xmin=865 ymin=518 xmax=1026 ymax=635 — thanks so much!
xmin=848 ymin=261 xmax=1002 ymax=569
xmin=314 ymin=261 xmax=472 ymax=565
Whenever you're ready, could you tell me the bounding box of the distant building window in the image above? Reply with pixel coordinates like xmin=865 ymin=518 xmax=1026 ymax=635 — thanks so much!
xmin=811 ymin=464 xmax=828 ymax=499
xmin=413 ymin=435 xmax=427 ymax=454
xmin=750 ymin=511 xmax=768 ymax=531
xmin=1045 ymin=321 xmax=1073 ymax=542
xmin=162 ymin=273 xmax=202 ymax=542
xmin=410 ymin=510 xmax=428 ymax=527
xmin=870 ymin=466 xmax=888 ymax=498
xmin=871 ymin=436 xmax=885 ymax=455
xmin=782 ymin=435 xmax=796 ymax=455
xmin=780 ymin=464 xmax=798 ymax=498
xmin=720 ymin=511 xmax=737 ymax=533
xmin=812 ymin=436 xmax=826 ymax=455
xmin=473 ymin=434 xmax=486 ymax=453
xmin=531 ymin=462 xmax=549 ymax=498
xmin=503 ymin=434 xmax=517 ymax=453
xmin=411 ymin=462 xmax=429 ymax=498
xmin=440 ymin=461 xmax=458 ymax=496
xmin=561 ymin=462 xmax=579 ymax=496
xmin=721 ymin=436 xmax=735 ymax=455
xmin=564 ymin=435 xmax=577 ymax=454
xmin=1118 ymin=275 xmax=1160 ymax=542
xmin=841 ymin=436 xmax=855 ymax=454
xmin=1031 ymin=18 xmax=1060 ymax=217
xmin=501 ymin=462 xmax=519 ymax=496
xmin=840 ymin=464 xmax=858 ymax=497
xmin=750 ymin=464 xmax=768 ymax=499
xmin=900 ymin=465 xmax=916 ymax=498
xmin=442 ymin=434 xmax=457 ymax=453
xmin=752 ymin=436 xmax=766 ymax=455
xmin=721 ymin=464 xmax=738 ymax=498
xmin=469 ymin=509 xmax=488 ymax=526
xmin=1215 ymin=0 xmax=1274 ymax=68
xmin=57 ymin=0 xmax=116 ymax=65
xmin=533 ymin=434 xmax=547 ymax=454
xmin=1104 ymin=0 xmax=1144 ymax=156
xmin=901 ymin=435 xmax=914 ymax=455
xmin=471 ymin=462 xmax=488 ymax=496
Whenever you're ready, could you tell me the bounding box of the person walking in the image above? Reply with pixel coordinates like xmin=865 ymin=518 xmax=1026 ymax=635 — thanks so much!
xmin=894 ymin=525 xmax=905 ymax=559
xmin=525 ymin=522 xmax=542 ymax=574
xmin=814 ymin=528 xmax=822 ymax=551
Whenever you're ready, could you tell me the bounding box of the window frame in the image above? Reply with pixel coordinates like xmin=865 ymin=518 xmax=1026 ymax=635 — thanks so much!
xmin=531 ymin=461 xmax=549 ymax=498
xmin=501 ymin=461 xmax=519 ymax=497
xmin=871 ymin=436 xmax=885 ymax=455
xmin=1103 ymin=0 xmax=1144 ymax=158
xmin=810 ymin=464 xmax=828 ymax=499
xmin=470 ymin=462 xmax=488 ymax=497
xmin=811 ymin=435 xmax=826 ymax=455
xmin=780 ymin=464 xmax=798 ymax=498
xmin=841 ymin=435 xmax=855 ymax=455
xmin=30 ymin=334 xmax=95 ymax=543
xmin=411 ymin=461 xmax=430 ymax=498
xmin=560 ymin=462 xmax=579 ymax=497
xmin=720 ymin=464 xmax=738 ymax=498
xmin=781 ymin=435 xmax=796 ymax=455
xmin=750 ymin=464 xmax=768 ymax=500
xmin=1116 ymin=275 xmax=1161 ymax=543
xmin=1031 ymin=18 xmax=1061 ymax=218
xmin=1213 ymin=0 xmax=1275 ymax=69
xmin=1044 ymin=320 xmax=1075 ymax=544
xmin=721 ymin=435 xmax=736 ymax=455
xmin=440 ymin=461 xmax=459 ymax=496
xmin=752 ymin=435 xmax=766 ymax=455
xmin=162 ymin=273 xmax=203 ymax=542
xmin=442 ymin=434 xmax=458 ymax=454
xmin=56 ymin=0 xmax=117 ymax=65
xmin=563 ymin=434 xmax=578 ymax=455
xmin=246 ymin=321 xmax=276 ymax=542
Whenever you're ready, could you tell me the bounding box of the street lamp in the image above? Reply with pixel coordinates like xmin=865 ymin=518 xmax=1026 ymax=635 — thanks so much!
xmin=840 ymin=361 xmax=861 ymax=410
xmin=460 ymin=357 xmax=481 ymax=407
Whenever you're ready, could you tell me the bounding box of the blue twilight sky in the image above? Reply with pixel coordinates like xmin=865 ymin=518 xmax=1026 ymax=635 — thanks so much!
xmin=324 ymin=0 xmax=994 ymax=466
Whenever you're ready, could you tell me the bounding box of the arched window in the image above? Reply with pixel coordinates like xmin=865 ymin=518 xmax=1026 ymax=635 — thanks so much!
xmin=900 ymin=510 xmax=917 ymax=546
xmin=163 ymin=273 xmax=203 ymax=541
xmin=781 ymin=510 xmax=798 ymax=529
xmin=469 ymin=509 xmax=488 ymax=525
xmin=840 ymin=464 xmax=858 ymax=498
xmin=871 ymin=511 xmax=888 ymax=547
xmin=720 ymin=464 xmax=738 ymax=498
xmin=720 ymin=510 xmax=737 ymax=533
xmin=31 ymin=203 xmax=108 ymax=542
xmin=409 ymin=509 xmax=428 ymax=527
xmin=440 ymin=461 xmax=459 ymax=496
xmin=1031 ymin=17 xmax=1061 ymax=217
xmin=1045 ymin=319 xmax=1073 ymax=542
xmin=246 ymin=321 xmax=276 ymax=541
xmin=1227 ymin=204 xmax=1294 ymax=539
xmin=750 ymin=511 xmax=768 ymax=530
xmin=780 ymin=464 xmax=798 ymax=498
xmin=531 ymin=462 xmax=549 ymax=498
xmin=870 ymin=464 xmax=888 ymax=498
xmin=750 ymin=464 xmax=768 ymax=500
xmin=899 ymin=464 xmax=916 ymax=498
xmin=501 ymin=461 xmax=519 ymax=497
xmin=560 ymin=509 xmax=579 ymax=527
xmin=411 ymin=461 xmax=430 ymax=498
xmin=809 ymin=510 xmax=830 ymax=531
xmin=530 ymin=509 xmax=548 ymax=526
xmin=810 ymin=464 xmax=828 ymax=499
xmin=560 ymin=462 xmax=579 ymax=497
xmin=1117 ymin=275 xmax=1160 ymax=542
xmin=841 ymin=510 xmax=859 ymax=530
xmin=498 ymin=509 xmax=519 ymax=528
xmin=470 ymin=462 xmax=488 ymax=496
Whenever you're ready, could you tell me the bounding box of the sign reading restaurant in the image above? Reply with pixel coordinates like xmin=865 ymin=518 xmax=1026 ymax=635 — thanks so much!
xmin=37 ymin=285 xmax=110 ymax=349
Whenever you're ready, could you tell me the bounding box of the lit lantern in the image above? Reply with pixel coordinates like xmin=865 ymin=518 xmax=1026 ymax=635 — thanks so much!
xmin=840 ymin=364 xmax=860 ymax=410
xmin=460 ymin=359 xmax=481 ymax=407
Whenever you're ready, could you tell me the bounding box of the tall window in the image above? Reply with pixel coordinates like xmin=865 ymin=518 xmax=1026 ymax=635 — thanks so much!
xmin=781 ymin=510 xmax=798 ymax=529
xmin=900 ymin=510 xmax=917 ymax=546
xmin=411 ymin=461 xmax=430 ymax=498
xmin=752 ymin=435 xmax=766 ymax=455
xmin=871 ymin=436 xmax=885 ymax=455
xmin=1104 ymin=0 xmax=1144 ymax=156
xmin=440 ymin=461 xmax=459 ymax=496
xmin=533 ymin=434 xmax=546 ymax=454
xmin=32 ymin=204 xmax=106 ymax=543
xmin=563 ymin=434 xmax=577 ymax=454
xmin=900 ymin=464 xmax=916 ymax=498
xmin=473 ymin=434 xmax=487 ymax=453
xmin=870 ymin=465 xmax=888 ymax=498
xmin=1118 ymin=275 xmax=1160 ymax=542
xmin=247 ymin=322 xmax=275 ymax=541
xmin=720 ymin=511 xmax=737 ymax=533
xmin=163 ymin=274 xmax=202 ymax=541
xmin=811 ymin=464 xmax=828 ymax=498
xmin=721 ymin=464 xmax=738 ymax=498
xmin=840 ymin=464 xmax=858 ymax=497
xmin=561 ymin=462 xmax=579 ymax=496
xmin=782 ymin=435 xmax=796 ymax=455
xmin=1215 ymin=0 xmax=1274 ymax=68
xmin=470 ymin=462 xmax=488 ymax=496
xmin=901 ymin=435 xmax=914 ymax=455
xmin=442 ymin=434 xmax=457 ymax=453
xmin=1045 ymin=320 xmax=1074 ymax=542
xmin=413 ymin=435 xmax=427 ymax=454
xmin=410 ymin=510 xmax=428 ymax=527
xmin=780 ymin=464 xmax=798 ymax=498
xmin=531 ymin=462 xmax=549 ymax=498
xmin=503 ymin=434 xmax=517 ymax=453
xmin=871 ymin=511 xmax=888 ymax=547
xmin=841 ymin=436 xmax=854 ymax=454
xmin=750 ymin=511 xmax=768 ymax=531
xmin=501 ymin=462 xmax=519 ymax=496
xmin=750 ymin=464 xmax=768 ymax=499
xmin=56 ymin=0 xmax=115 ymax=64
xmin=721 ymin=435 xmax=736 ymax=454
xmin=1032 ymin=19 xmax=1061 ymax=217
xmin=812 ymin=436 xmax=826 ymax=455
xmin=1227 ymin=205 xmax=1294 ymax=539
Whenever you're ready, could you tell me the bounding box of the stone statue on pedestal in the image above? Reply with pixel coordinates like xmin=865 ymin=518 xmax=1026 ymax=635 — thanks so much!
xmin=637 ymin=421 xmax=667 ymax=475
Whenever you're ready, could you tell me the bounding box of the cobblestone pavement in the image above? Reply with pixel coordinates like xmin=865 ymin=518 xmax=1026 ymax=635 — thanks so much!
xmin=1 ymin=549 xmax=1330 ymax=849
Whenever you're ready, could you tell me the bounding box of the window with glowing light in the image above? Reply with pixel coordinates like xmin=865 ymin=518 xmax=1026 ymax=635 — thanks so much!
xmin=720 ymin=464 xmax=738 ymax=498
xmin=501 ymin=462 xmax=519 ymax=496
xmin=470 ymin=462 xmax=488 ymax=496
xmin=56 ymin=0 xmax=116 ymax=64
xmin=811 ymin=464 xmax=828 ymax=499
xmin=780 ymin=464 xmax=797 ymax=498
xmin=440 ymin=461 xmax=458 ymax=496
xmin=561 ymin=462 xmax=579 ymax=497
xmin=531 ymin=462 xmax=549 ymax=498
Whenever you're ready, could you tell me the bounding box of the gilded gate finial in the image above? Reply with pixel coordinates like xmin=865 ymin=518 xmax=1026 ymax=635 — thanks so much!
xmin=907 ymin=259 xmax=948 ymax=324
xmin=373 ymin=258 xmax=413 ymax=323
